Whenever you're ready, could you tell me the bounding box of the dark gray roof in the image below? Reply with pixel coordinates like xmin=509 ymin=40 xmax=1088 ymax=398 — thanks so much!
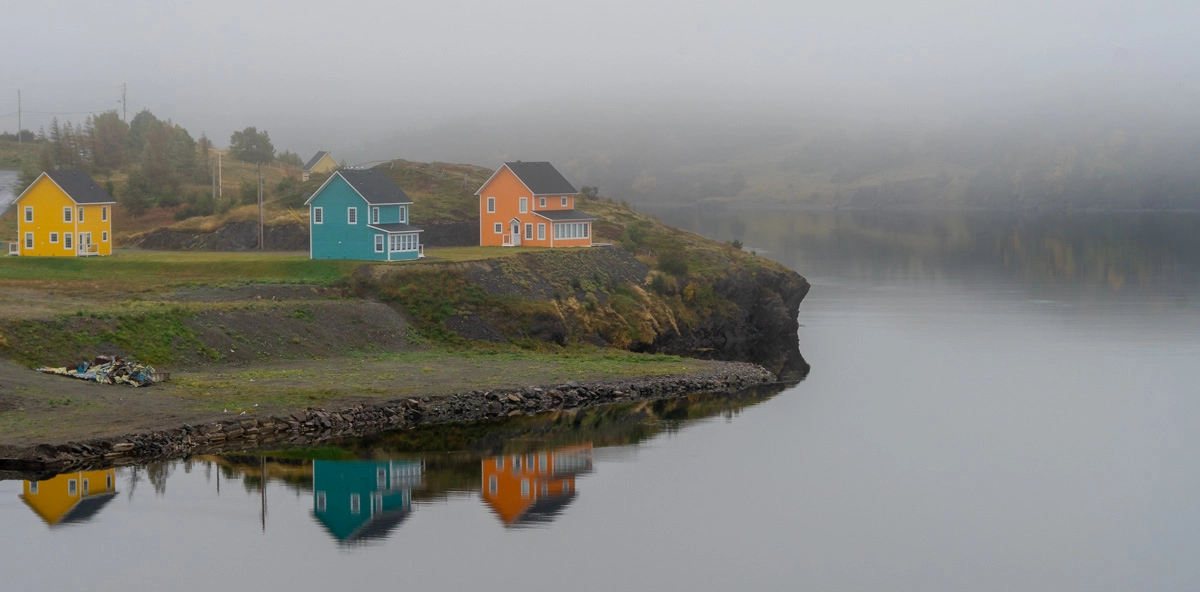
xmin=505 ymin=161 xmax=577 ymax=195
xmin=44 ymin=171 xmax=115 ymax=204
xmin=510 ymin=492 xmax=577 ymax=528
xmin=367 ymin=223 xmax=423 ymax=233
xmin=55 ymin=492 xmax=118 ymax=527
xmin=534 ymin=209 xmax=595 ymax=221
xmin=303 ymin=151 xmax=330 ymax=171
xmin=339 ymin=170 xmax=413 ymax=204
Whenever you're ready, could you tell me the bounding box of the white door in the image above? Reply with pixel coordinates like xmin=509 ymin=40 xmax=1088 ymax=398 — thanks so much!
xmin=78 ymin=232 xmax=91 ymax=253
xmin=511 ymin=221 xmax=521 ymax=246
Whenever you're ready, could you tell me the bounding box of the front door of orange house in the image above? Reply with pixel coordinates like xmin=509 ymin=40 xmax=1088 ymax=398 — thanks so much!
xmin=511 ymin=219 xmax=522 ymax=246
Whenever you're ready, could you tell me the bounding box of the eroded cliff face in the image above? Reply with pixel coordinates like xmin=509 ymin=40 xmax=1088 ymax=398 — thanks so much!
xmin=360 ymin=247 xmax=809 ymax=375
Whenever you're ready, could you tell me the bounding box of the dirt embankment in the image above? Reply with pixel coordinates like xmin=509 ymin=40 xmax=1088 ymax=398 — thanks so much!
xmin=356 ymin=246 xmax=810 ymax=375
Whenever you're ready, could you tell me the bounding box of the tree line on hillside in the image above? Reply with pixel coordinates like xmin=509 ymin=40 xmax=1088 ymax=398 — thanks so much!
xmin=9 ymin=111 xmax=302 ymax=218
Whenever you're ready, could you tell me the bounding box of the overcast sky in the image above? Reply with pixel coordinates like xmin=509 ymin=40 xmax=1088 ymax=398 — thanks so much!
xmin=1 ymin=0 xmax=1197 ymax=161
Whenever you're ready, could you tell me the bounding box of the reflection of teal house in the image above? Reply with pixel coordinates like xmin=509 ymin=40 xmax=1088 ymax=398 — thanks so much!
xmin=312 ymin=460 xmax=423 ymax=544
xmin=305 ymin=169 xmax=424 ymax=261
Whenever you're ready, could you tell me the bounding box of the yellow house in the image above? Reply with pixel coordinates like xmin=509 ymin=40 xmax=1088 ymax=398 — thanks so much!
xmin=15 ymin=171 xmax=116 ymax=257
xmin=302 ymin=151 xmax=339 ymax=181
xmin=21 ymin=469 xmax=118 ymax=526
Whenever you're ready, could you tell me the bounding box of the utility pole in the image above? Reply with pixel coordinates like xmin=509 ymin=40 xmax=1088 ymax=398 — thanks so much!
xmin=120 ymin=83 xmax=126 ymax=122
xmin=258 ymin=162 xmax=264 ymax=250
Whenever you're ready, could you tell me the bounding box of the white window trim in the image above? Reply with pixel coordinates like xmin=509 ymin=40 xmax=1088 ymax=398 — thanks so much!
xmin=350 ymin=493 xmax=361 ymax=514
xmin=24 ymin=206 xmax=33 ymax=223
xmin=519 ymin=197 xmax=528 ymax=213
xmin=537 ymin=223 xmax=545 ymax=240
xmin=562 ymin=196 xmax=569 ymax=207
xmin=316 ymin=491 xmax=327 ymax=512
xmin=539 ymin=197 xmax=546 ymax=208
xmin=83 ymin=479 xmax=89 ymax=495
xmin=49 ymin=232 xmax=59 ymax=244
xmin=24 ymin=232 xmax=33 ymax=250
xmin=525 ymin=223 xmax=533 ymax=240
xmin=68 ymin=479 xmax=77 ymax=496
xmin=486 ymin=197 xmax=495 ymax=213
xmin=371 ymin=207 xmax=380 ymax=224
xmin=347 ymin=207 xmax=357 ymax=225
xmin=64 ymin=232 xmax=73 ymax=250
xmin=313 ymin=207 xmax=323 ymax=224
xmin=102 ymin=231 xmax=108 ymax=243
xmin=63 ymin=206 xmax=72 ymax=223
xmin=375 ymin=234 xmax=385 ymax=253
xmin=29 ymin=481 xmax=38 ymax=494
xmin=494 ymin=222 xmax=502 ymax=234
xmin=78 ymin=207 xmax=84 ymax=223
xmin=399 ymin=205 xmax=407 ymax=223
xmin=101 ymin=206 xmax=108 ymax=222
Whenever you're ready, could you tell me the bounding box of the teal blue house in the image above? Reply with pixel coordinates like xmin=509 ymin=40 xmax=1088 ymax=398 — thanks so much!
xmin=312 ymin=459 xmax=423 ymax=545
xmin=305 ymin=169 xmax=423 ymax=261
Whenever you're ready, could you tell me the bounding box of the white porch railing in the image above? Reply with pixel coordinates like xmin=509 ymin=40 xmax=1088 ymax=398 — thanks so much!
xmin=77 ymin=242 xmax=99 ymax=257
xmin=418 ymin=244 xmax=425 ymax=259
xmin=7 ymin=242 xmax=18 ymax=256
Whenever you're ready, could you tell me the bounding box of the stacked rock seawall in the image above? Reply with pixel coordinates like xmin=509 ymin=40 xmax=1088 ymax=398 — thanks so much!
xmin=0 ymin=362 xmax=777 ymax=478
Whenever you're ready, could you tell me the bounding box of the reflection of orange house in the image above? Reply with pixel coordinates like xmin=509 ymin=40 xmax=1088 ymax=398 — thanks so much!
xmin=481 ymin=444 xmax=593 ymax=527
xmin=476 ymin=161 xmax=593 ymax=248
xmin=21 ymin=469 xmax=118 ymax=526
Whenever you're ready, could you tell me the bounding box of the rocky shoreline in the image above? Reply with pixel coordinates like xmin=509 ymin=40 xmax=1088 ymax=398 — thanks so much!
xmin=0 ymin=361 xmax=778 ymax=480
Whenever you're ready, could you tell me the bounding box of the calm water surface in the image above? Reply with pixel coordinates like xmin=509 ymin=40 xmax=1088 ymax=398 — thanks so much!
xmin=3 ymin=209 xmax=1199 ymax=591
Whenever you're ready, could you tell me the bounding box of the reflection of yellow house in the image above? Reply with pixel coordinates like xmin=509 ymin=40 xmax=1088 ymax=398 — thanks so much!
xmin=14 ymin=171 xmax=116 ymax=257
xmin=481 ymin=444 xmax=592 ymax=527
xmin=302 ymin=151 xmax=339 ymax=181
xmin=21 ymin=469 xmax=118 ymax=526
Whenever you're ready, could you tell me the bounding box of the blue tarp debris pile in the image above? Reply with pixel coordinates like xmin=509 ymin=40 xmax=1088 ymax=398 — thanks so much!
xmin=37 ymin=355 xmax=160 ymax=387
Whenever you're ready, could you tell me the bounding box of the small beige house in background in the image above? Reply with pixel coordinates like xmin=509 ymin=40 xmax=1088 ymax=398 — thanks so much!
xmin=302 ymin=151 xmax=339 ymax=181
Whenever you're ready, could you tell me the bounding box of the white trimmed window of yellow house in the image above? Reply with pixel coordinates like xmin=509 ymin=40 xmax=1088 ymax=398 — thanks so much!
xmin=24 ymin=206 xmax=33 ymax=222
xmin=50 ymin=232 xmax=59 ymax=244
xmin=102 ymin=231 xmax=108 ymax=242
xmin=63 ymin=207 xmax=72 ymax=223
xmin=78 ymin=207 xmax=84 ymax=222
xmin=101 ymin=206 xmax=108 ymax=222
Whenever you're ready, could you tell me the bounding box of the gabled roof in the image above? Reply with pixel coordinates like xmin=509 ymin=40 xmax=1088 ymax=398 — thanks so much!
xmin=476 ymin=161 xmax=578 ymax=196
xmin=304 ymin=169 xmax=413 ymax=206
xmin=534 ymin=209 xmax=595 ymax=222
xmin=303 ymin=151 xmax=331 ymax=171
xmin=21 ymin=171 xmax=116 ymax=205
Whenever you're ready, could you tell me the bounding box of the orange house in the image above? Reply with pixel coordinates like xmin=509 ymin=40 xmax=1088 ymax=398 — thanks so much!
xmin=476 ymin=161 xmax=594 ymax=248
xmin=481 ymin=444 xmax=593 ymax=527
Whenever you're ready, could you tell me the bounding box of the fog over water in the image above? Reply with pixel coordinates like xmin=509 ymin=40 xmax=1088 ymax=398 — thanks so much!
xmin=2 ymin=0 xmax=1198 ymax=182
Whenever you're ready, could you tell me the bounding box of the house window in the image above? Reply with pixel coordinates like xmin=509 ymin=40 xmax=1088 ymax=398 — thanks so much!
xmin=29 ymin=481 xmax=38 ymax=494
xmin=399 ymin=206 xmax=407 ymax=223
xmin=316 ymin=491 xmax=327 ymax=512
xmin=520 ymin=479 xmax=530 ymax=499
xmin=68 ymin=479 xmax=77 ymax=496
xmin=553 ymin=222 xmax=589 ymax=240
xmin=102 ymin=231 xmax=108 ymax=242
xmin=539 ymin=453 xmax=548 ymax=472
xmin=525 ymin=223 xmax=533 ymax=240
xmin=64 ymin=233 xmax=73 ymax=250
xmin=537 ymin=224 xmax=545 ymax=240
xmin=347 ymin=207 xmax=357 ymax=224
xmin=488 ymin=475 xmax=498 ymax=495
xmin=350 ymin=493 xmax=361 ymax=514
xmin=24 ymin=206 xmax=32 ymax=223
xmin=519 ymin=197 xmax=527 ymax=213
xmin=63 ymin=207 xmax=72 ymax=223
xmin=495 ymin=457 xmax=504 ymax=470
xmin=101 ymin=206 xmax=108 ymax=222
xmin=375 ymin=234 xmax=385 ymax=253
xmin=78 ymin=207 xmax=85 ymax=222
xmin=542 ymin=483 xmax=549 ymax=497
xmin=562 ymin=196 xmax=569 ymax=207
xmin=313 ymin=207 xmax=323 ymax=224
xmin=83 ymin=479 xmax=90 ymax=495
xmin=371 ymin=207 xmax=380 ymax=224
xmin=106 ymin=474 xmax=113 ymax=489
xmin=371 ymin=493 xmax=383 ymax=515
xmin=539 ymin=197 xmax=546 ymax=208
xmin=24 ymin=233 xmax=32 ymax=250
xmin=563 ymin=482 xmax=571 ymax=492
xmin=487 ymin=197 xmax=495 ymax=213
xmin=49 ymin=232 xmax=59 ymax=244
xmin=494 ymin=222 xmax=502 ymax=234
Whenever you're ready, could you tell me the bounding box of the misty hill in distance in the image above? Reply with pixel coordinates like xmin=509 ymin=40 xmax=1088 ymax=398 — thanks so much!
xmin=365 ymin=99 xmax=1200 ymax=212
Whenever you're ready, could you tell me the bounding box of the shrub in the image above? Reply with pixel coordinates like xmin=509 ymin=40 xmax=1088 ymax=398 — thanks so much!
xmin=657 ymin=249 xmax=689 ymax=276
